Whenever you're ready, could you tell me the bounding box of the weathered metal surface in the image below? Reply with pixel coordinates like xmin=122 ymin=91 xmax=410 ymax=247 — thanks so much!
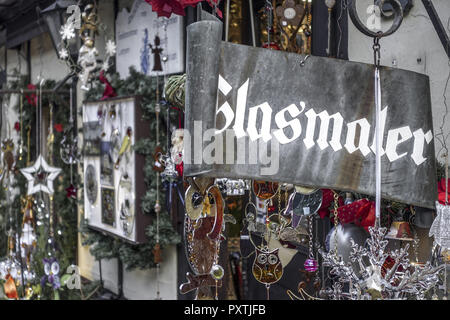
xmin=184 ymin=20 xmax=437 ymax=209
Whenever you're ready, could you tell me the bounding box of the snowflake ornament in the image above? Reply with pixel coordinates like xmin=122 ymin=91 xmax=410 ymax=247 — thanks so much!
xmin=101 ymin=60 xmax=110 ymax=72
xmin=59 ymin=48 xmax=69 ymax=60
xmin=105 ymin=40 xmax=116 ymax=56
xmin=60 ymin=22 xmax=75 ymax=41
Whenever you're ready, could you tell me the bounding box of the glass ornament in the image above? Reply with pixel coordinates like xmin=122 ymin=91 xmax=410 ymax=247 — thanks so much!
xmin=304 ymin=258 xmax=318 ymax=272
xmin=210 ymin=264 xmax=224 ymax=280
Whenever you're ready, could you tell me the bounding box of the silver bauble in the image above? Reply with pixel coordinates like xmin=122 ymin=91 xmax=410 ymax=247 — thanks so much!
xmin=326 ymin=224 xmax=369 ymax=263
xmin=325 ymin=0 xmax=336 ymax=9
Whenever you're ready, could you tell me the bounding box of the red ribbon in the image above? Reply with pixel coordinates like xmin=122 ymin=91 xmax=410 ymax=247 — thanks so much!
xmin=318 ymin=189 xmax=344 ymax=219
xmin=175 ymin=161 xmax=183 ymax=177
xmin=331 ymin=199 xmax=376 ymax=232
xmin=438 ymin=178 xmax=450 ymax=205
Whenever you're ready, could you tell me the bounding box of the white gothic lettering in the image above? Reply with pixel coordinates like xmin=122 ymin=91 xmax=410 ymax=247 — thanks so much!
xmin=215 ymin=76 xmax=433 ymax=166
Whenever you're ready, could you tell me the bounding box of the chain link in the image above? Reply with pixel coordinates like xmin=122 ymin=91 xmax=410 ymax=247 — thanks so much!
xmin=332 ymin=191 xmax=339 ymax=258
xmin=308 ymin=215 xmax=314 ymax=260
xmin=373 ymin=37 xmax=381 ymax=68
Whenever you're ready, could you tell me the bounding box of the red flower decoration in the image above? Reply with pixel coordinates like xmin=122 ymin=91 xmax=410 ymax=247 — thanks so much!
xmin=438 ymin=178 xmax=450 ymax=205
xmin=54 ymin=123 xmax=63 ymax=133
xmin=14 ymin=122 xmax=20 ymax=132
xmin=25 ymin=84 xmax=37 ymax=106
xmin=145 ymin=0 xmax=185 ymax=18
xmin=66 ymin=184 xmax=77 ymax=200
xmin=145 ymin=0 xmax=203 ymax=18
xmin=99 ymin=71 xmax=117 ymax=100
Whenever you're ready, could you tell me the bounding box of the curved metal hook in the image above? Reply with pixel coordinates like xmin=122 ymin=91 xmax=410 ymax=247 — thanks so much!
xmin=348 ymin=0 xmax=403 ymax=38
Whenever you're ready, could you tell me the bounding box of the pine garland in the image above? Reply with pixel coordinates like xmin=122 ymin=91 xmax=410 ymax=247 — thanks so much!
xmin=80 ymin=66 xmax=180 ymax=271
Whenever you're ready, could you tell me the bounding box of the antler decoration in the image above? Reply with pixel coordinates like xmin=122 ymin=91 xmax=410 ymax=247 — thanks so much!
xmin=347 ymin=0 xmax=404 ymax=38
xmin=319 ymin=226 xmax=445 ymax=300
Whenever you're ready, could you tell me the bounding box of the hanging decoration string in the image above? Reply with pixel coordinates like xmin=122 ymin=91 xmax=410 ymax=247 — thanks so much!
xmin=154 ymin=68 xmax=162 ymax=300
xmin=48 ymin=101 xmax=55 ymax=251
xmin=69 ymin=87 xmax=73 ymax=185
xmin=373 ymin=36 xmax=382 ymax=226
xmin=19 ymin=90 xmax=24 ymax=161
xmin=35 ymin=86 xmax=39 ymax=156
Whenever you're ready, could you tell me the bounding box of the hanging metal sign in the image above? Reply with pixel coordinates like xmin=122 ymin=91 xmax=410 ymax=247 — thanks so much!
xmin=183 ymin=18 xmax=437 ymax=209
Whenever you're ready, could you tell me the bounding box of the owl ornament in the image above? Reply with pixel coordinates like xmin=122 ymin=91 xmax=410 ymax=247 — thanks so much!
xmin=252 ymin=246 xmax=284 ymax=299
xmin=41 ymin=258 xmax=61 ymax=290
xmin=180 ymin=177 xmax=225 ymax=300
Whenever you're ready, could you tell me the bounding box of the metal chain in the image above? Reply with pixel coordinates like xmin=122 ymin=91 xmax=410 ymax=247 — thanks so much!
xmin=265 ymin=0 xmax=273 ymax=45
xmin=277 ymin=184 xmax=281 ymax=216
xmin=249 ymin=181 xmax=252 ymax=204
xmin=332 ymin=191 xmax=339 ymax=258
xmin=373 ymin=37 xmax=381 ymax=68
xmin=214 ymin=239 xmax=220 ymax=300
xmin=284 ymin=186 xmax=288 ymax=207
xmin=308 ymin=215 xmax=314 ymax=260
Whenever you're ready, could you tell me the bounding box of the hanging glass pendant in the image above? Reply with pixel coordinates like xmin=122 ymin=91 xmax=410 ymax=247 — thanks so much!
xmin=304 ymin=258 xmax=318 ymax=272
xmin=160 ymin=155 xmax=178 ymax=181
xmin=210 ymin=264 xmax=224 ymax=280
xmin=430 ymin=201 xmax=450 ymax=250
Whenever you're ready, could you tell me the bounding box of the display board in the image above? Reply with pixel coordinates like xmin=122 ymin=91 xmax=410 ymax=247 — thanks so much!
xmin=82 ymin=96 xmax=151 ymax=243
xmin=115 ymin=0 xmax=184 ymax=78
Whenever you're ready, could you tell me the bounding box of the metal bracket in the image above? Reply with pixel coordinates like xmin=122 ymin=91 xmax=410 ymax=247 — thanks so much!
xmin=348 ymin=0 xmax=404 ymax=38
xmin=421 ymin=0 xmax=450 ymax=59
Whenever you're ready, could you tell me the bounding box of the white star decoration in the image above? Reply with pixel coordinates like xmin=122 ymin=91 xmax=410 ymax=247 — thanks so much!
xmin=20 ymin=155 xmax=62 ymax=195
xmin=105 ymin=40 xmax=116 ymax=56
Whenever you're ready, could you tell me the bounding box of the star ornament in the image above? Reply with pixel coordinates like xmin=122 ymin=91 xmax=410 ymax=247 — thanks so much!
xmin=20 ymin=155 xmax=62 ymax=195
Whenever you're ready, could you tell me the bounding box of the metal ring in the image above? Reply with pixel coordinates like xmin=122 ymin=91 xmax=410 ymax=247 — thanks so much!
xmin=348 ymin=0 xmax=403 ymax=38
